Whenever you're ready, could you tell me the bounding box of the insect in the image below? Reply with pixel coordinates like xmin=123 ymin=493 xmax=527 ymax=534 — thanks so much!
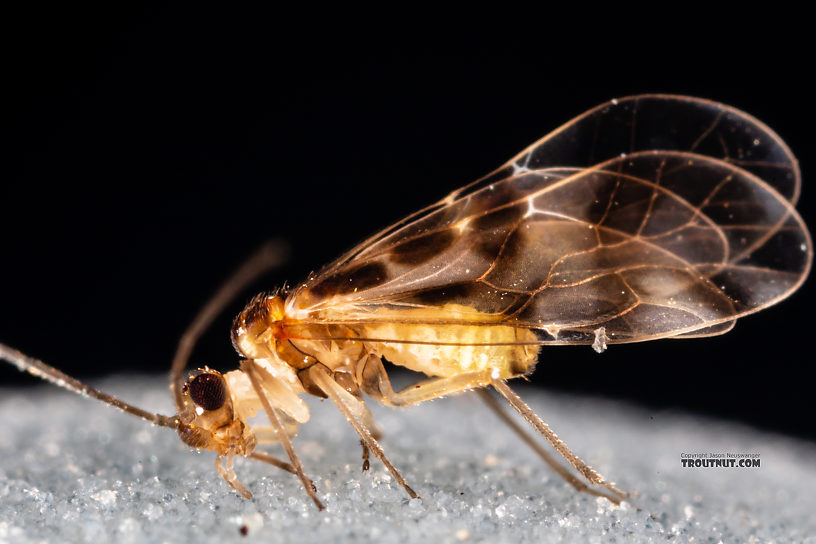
xmin=1 ymin=95 xmax=811 ymax=510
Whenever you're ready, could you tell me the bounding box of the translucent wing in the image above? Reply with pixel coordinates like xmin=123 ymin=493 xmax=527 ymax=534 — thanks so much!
xmin=286 ymin=95 xmax=811 ymax=345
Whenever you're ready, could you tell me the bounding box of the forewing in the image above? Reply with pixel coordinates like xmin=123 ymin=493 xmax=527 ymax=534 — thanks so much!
xmin=306 ymin=95 xmax=801 ymax=278
xmin=489 ymin=94 xmax=802 ymax=204
xmin=288 ymin=96 xmax=811 ymax=345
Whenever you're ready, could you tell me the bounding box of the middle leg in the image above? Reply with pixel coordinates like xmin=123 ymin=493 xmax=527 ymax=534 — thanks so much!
xmin=306 ymin=364 xmax=418 ymax=499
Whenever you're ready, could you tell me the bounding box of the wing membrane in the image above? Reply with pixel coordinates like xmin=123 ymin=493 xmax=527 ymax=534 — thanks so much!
xmin=287 ymin=96 xmax=811 ymax=345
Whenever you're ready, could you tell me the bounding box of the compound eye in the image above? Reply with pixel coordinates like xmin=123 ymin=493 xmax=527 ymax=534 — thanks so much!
xmin=187 ymin=372 xmax=227 ymax=411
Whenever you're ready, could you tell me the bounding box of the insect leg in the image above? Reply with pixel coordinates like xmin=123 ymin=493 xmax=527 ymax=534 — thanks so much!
xmin=242 ymin=359 xmax=325 ymax=510
xmin=359 ymin=354 xmax=494 ymax=406
xmin=215 ymin=453 xmax=252 ymax=499
xmin=356 ymin=357 xmax=626 ymax=502
xmin=357 ymin=358 xmax=628 ymax=502
xmin=307 ymin=364 xmax=419 ymax=499
xmin=476 ymin=389 xmax=625 ymax=504
xmin=247 ymin=450 xmax=296 ymax=474
xmin=360 ymin=440 xmax=371 ymax=471
xmin=490 ymin=379 xmax=627 ymax=503
xmin=334 ymin=369 xmax=382 ymax=438
xmin=333 ymin=367 xmax=381 ymax=470
xmin=170 ymin=240 xmax=289 ymax=412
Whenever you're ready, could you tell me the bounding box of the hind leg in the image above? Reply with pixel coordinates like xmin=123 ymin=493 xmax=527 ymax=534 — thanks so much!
xmin=357 ymin=354 xmax=495 ymax=406
xmin=490 ymin=379 xmax=627 ymax=503
xmin=357 ymin=355 xmax=626 ymax=503
xmin=477 ymin=388 xmax=626 ymax=504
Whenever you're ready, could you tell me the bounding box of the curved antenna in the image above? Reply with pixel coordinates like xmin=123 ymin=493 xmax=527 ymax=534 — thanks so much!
xmin=170 ymin=240 xmax=289 ymax=412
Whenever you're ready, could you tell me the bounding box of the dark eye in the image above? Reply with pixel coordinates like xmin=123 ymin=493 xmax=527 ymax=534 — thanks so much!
xmin=188 ymin=373 xmax=227 ymax=411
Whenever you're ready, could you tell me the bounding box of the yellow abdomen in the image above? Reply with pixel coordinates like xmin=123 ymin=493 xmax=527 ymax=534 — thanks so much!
xmin=357 ymin=305 xmax=540 ymax=379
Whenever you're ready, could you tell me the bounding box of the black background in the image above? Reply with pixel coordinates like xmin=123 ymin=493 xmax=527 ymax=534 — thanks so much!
xmin=2 ymin=6 xmax=813 ymax=439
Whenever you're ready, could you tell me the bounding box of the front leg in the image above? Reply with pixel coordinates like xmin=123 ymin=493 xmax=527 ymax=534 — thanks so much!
xmin=215 ymin=453 xmax=252 ymax=499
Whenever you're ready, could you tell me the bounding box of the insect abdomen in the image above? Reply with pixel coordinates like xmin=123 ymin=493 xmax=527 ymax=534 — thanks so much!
xmin=359 ymin=305 xmax=540 ymax=378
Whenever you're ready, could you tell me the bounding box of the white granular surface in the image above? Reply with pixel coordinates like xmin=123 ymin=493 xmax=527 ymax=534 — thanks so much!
xmin=1 ymin=376 xmax=814 ymax=543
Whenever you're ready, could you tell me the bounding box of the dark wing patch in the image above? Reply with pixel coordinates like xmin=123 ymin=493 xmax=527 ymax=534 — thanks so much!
xmin=306 ymin=261 xmax=389 ymax=300
xmin=388 ymin=229 xmax=457 ymax=265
